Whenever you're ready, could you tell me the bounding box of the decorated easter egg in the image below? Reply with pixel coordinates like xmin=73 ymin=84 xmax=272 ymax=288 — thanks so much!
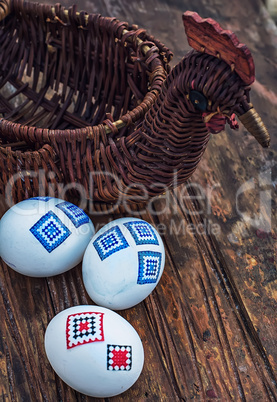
xmin=82 ymin=218 xmax=165 ymax=310
xmin=44 ymin=305 xmax=144 ymax=397
xmin=0 ymin=197 xmax=94 ymax=277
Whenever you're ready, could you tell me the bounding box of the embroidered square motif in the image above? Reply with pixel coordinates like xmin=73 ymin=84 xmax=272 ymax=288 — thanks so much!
xmin=28 ymin=197 xmax=52 ymax=201
xmin=66 ymin=312 xmax=104 ymax=349
xmin=29 ymin=211 xmax=71 ymax=253
xmin=56 ymin=201 xmax=90 ymax=228
xmin=93 ymin=226 xmax=129 ymax=261
xmin=124 ymin=221 xmax=159 ymax=245
xmin=107 ymin=345 xmax=132 ymax=371
xmin=137 ymin=251 xmax=162 ymax=284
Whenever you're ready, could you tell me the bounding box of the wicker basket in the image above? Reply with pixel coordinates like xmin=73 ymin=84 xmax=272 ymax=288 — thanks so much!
xmin=0 ymin=0 xmax=172 ymax=209
xmin=0 ymin=2 xmax=270 ymax=211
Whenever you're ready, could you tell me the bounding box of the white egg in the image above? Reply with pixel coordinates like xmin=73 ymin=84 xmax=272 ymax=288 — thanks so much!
xmin=0 ymin=197 xmax=95 ymax=277
xmin=44 ymin=305 xmax=144 ymax=397
xmin=82 ymin=217 xmax=165 ymax=310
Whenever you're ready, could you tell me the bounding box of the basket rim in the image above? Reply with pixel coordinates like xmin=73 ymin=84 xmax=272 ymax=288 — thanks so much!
xmin=0 ymin=0 xmax=171 ymax=140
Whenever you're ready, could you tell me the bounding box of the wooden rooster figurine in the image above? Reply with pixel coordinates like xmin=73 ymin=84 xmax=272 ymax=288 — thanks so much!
xmin=0 ymin=5 xmax=270 ymax=207
xmin=90 ymin=12 xmax=270 ymax=205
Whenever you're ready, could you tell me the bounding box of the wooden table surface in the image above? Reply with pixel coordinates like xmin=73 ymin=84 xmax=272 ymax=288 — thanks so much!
xmin=0 ymin=0 xmax=276 ymax=400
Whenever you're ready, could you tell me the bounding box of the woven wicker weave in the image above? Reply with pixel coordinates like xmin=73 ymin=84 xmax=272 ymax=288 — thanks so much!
xmin=0 ymin=2 xmax=269 ymax=210
xmin=0 ymin=0 xmax=172 ymax=207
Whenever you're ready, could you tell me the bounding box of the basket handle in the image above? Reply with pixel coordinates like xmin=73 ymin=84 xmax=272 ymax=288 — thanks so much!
xmin=0 ymin=0 xmax=10 ymax=21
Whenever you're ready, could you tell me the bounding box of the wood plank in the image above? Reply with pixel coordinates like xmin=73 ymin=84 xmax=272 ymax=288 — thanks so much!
xmin=148 ymin=191 xmax=277 ymax=400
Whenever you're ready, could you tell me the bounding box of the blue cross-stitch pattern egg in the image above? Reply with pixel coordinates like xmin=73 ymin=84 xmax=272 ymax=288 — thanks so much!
xmin=82 ymin=218 xmax=165 ymax=310
xmin=0 ymin=197 xmax=95 ymax=277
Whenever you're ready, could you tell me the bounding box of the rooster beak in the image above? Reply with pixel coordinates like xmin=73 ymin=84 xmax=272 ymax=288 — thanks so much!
xmin=237 ymin=105 xmax=270 ymax=148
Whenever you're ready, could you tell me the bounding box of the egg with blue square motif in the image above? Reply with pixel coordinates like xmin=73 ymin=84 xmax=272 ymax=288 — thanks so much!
xmin=0 ymin=197 xmax=95 ymax=277
xmin=82 ymin=218 xmax=165 ymax=310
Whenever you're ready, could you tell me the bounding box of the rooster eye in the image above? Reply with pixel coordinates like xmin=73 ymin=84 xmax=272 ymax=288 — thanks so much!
xmin=189 ymin=90 xmax=208 ymax=111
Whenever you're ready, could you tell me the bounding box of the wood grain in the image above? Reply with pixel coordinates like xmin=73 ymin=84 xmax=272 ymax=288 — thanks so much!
xmin=0 ymin=0 xmax=277 ymax=401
